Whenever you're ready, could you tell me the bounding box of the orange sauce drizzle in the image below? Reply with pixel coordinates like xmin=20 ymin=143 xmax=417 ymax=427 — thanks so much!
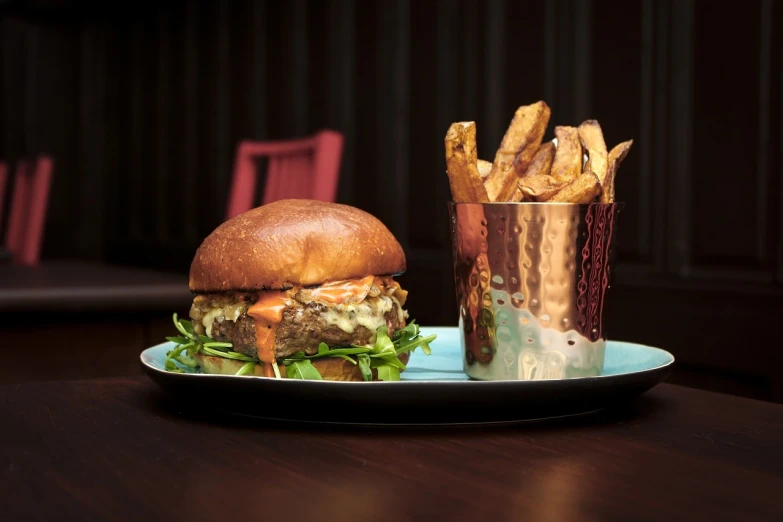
xmin=247 ymin=291 xmax=290 ymax=377
xmin=307 ymin=275 xmax=376 ymax=304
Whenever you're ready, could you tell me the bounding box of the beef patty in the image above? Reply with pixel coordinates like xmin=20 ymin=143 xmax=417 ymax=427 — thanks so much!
xmin=209 ymin=298 xmax=405 ymax=359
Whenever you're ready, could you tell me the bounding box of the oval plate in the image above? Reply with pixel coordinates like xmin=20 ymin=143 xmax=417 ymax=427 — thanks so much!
xmin=140 ymin=327 xmax=674 ymax=425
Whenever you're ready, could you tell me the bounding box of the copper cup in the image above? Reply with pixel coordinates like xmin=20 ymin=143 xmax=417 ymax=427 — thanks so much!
xmin=448 ymin=202 xmax=621 ymax=381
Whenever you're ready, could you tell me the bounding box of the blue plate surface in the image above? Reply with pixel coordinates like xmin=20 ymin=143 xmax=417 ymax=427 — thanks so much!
xmin=141 ymin=327 xmax=674 ymax=425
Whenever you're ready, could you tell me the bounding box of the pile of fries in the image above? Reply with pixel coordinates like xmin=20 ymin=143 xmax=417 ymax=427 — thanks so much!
xmin=445 ymin=101 xmax=632 ymax=204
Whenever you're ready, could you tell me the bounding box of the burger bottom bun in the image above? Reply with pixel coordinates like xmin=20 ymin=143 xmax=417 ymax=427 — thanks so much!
xmin=194 ymin=352 xmax=410 ymax=381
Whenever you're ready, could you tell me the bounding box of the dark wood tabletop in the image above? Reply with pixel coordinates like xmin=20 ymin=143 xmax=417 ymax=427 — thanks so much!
xmin=0 ymin=260 xmax=191 ymax=312
xmin=1 ymin=377 xmax=781 ymax=522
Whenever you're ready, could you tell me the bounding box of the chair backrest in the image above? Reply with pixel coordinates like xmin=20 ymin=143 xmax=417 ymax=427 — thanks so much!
xmin=4 ymin=156 xmax=53 ymax=265
xmin=0 ymin=161 xmax=7 ymax=235
xmin=225 ymin=129 xmax=344 ymax=220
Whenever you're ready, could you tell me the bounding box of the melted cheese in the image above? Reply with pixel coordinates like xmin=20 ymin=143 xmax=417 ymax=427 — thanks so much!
xmin=391 ymin=295 xmax=405 ymax=323
xmin=247 ymin=291 xmax=291 ymax=377
xmin=198 ymin=302 xmax=248 ymax=337
xmin=201 ymin=308 xmax=224 ymax=338
xmin=322 ymin=296 xmax=394 ymax=334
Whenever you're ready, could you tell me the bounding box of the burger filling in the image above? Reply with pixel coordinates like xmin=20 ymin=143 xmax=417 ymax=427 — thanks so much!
xmin=165 ymin=275 xmax=431 ymax=380
xmin=189 ymin=277 xmax=408 ymax=359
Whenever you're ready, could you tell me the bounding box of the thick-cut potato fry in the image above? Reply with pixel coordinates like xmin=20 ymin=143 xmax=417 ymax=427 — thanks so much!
xmin=509 ymin=143 xmax=555 ymax=202
xmin=510 ymin=103 xmax=551 ymax=176
xmin=443 ymin=101 xmax=631 ymax=205
xmin=518 ymin=174 xmax=567 ymax=202
xmin=445 ymin=122 xmax=490 ymax=203
xmin=547 ymin=171 xmax=602 ymax=203
xmin=484 ymin=101 xmax=550 ymax=202
xmin=550 ymin=126 xmax=582 ymax=183
xmin=600 ymin=140 xmax=633 ymax=203
xmin=477 ymin=159 xmax=492 ymax=180
xmin=578 ymin=120 xmax=608 ymax=185
xmin=523 ymin=142 xmax=556 ymax=179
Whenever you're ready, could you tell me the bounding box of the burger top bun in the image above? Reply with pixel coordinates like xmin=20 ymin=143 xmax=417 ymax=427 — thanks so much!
xmin=189 ymin=199 xmax=406 ymax=292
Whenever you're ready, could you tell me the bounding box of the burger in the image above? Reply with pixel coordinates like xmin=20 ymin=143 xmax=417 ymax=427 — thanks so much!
xmin=163 ymin=199 xmax=434 ymax=381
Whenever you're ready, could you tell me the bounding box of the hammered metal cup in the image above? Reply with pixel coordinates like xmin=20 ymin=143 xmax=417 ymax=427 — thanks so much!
xmin=448 ymin=202 xmax=621 ymax=381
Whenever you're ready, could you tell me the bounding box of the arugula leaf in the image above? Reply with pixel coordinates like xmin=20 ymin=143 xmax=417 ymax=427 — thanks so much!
xmin=272 ymin=321 xmax=433 ymax=379
xmin=313 ymin=347 xmax=371 ymax=356
xmin=203 ymin=341 xmax=232 ymax=348
xmin=200 ymin=346 xmax=256 ymax=361
xmin=165 ymin=358 xmax=184 ymax=372
xmin=370 ymin=355 xmax=406 ymax=370
xmin=372 ymin=325 xmax=396 ymax=356
xmin=173 ymin=314 xmax=193 ymax=339
xmin=174 ymin=355 xmax=198 ymax=368
xmin=236 ymin=362 xmax=256 ymax=376
xmin=286 ymin=360 xmax=323 ymax=380
xmin=357 ymin=354 xmax=372 ymax=381
xmin=163 ymin=340 xmax=197 ymax=372
xmin=164 ymin=312 xmax=436 ymax=381
xmin=393 ymin=321 xmax=420 ymax=341
xmin=172 ymin=314 xmax=197 ymax=339
xmin=331 ymin=354 xmax=357 ymax=364
xmin=376 ymin=364 xmax=400 ymax=382
xmin=166 ymin=313 xmax=246 ymax=373
xmin=395 ymin=334 xmax=436 ymax=357
xmin=282 ymin=346 xmax=371 ymax=365
xmin=284 ymin=351 xmax=307 ymax=363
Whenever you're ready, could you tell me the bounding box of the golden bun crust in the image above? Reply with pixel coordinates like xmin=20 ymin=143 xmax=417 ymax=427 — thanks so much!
xmin=194 ymin=352 xmax=410 ymax=381
xmin=189 ymin=199 xmax=406 ymax=292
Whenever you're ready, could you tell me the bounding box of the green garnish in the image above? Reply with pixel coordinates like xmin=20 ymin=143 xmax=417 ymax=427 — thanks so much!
xmin=200 ymin=346 xmax=256 ymax=361
xmin=286 ymin=360 xmax=323 ymax=380
xmin=164 ymin=314 xmax=435 ymax=382
xmin=357 ymin=354 xmax=372 ymax=381
xmin=236 ymin=362 xmax=256 ymax=376
xmin=376 ymin=364 xmax=400 ymax=382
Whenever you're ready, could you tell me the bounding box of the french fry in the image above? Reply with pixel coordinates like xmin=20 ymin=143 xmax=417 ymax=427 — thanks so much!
xmin=518 ymin=175 xmax=567 ymax=202
xmin=443 ymin=101 xmax=631 ymax=206
xmin=523 ymin=142 xmax=556 ymax=179
xmin=445 ymin=122 xmax=490 ymax=203
xmin=600 ymin=140 xmax=633 ymax=203
xmin=509 ymin=142 xmax=559 ymax=201
xmin=550 ymin=126 xmax=582 ymax=183
xmin=484 ymin=101 xmax=550 ymax=202
xmin=477 ymin=159 xmax=492 ymax=180
xmin=578 ymin=120 xmax=608 ymax=185
xmin=547 ymin=171 xmax=602 ymax=203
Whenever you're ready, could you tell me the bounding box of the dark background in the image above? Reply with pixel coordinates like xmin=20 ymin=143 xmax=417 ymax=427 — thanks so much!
xmin=2 ymin=0 xmax=782 ymax=401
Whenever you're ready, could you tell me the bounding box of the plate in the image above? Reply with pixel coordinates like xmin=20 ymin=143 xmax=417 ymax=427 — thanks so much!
xmin=140 ymin=327 xmax=674 ymax=425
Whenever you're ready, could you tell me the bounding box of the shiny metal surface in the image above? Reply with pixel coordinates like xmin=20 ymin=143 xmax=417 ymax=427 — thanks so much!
xmin=449 ymin=202 xmax=620 ymax=381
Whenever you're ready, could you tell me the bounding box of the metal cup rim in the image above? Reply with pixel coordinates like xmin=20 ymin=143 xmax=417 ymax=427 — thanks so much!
xmin=448 ymin=201 xmax=624 ymax=206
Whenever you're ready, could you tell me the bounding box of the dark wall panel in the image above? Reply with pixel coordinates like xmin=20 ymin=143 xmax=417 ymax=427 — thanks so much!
xmin=592 ymin=0 xmax=645 ymax=263
xmin=692 ymin=1 xmax=761 ymax=268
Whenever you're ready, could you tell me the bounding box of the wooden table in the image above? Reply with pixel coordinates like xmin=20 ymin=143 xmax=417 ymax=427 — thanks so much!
xmin=0 ymin=260 xmax=190 ymax=312
xmin=1 ymin=377 xmax=781 ymax=521
xmin=0 ymin=261 xmax=192 ymax=384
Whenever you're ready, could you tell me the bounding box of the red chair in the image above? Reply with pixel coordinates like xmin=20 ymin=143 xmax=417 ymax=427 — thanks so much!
xmin=225 ymin=129 xmax=344 ymax=219
xmin=0 ymin=161 xmax=7 ymax=231
xmin=2 ymin=156 xmax=53 ymax=265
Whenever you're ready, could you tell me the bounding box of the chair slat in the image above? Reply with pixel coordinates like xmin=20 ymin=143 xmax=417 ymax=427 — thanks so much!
xmin=227 ymin=130 xmax=344 ymax=219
